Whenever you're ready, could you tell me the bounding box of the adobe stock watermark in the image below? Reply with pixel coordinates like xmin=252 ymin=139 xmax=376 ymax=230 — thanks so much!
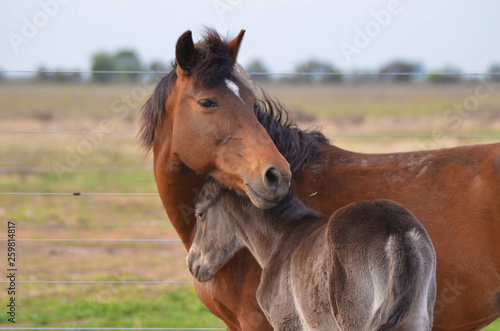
xmin=339 ymin=0 xmax=407 ymax=63
xmin=213 ymin=0 xmax=242 ymax=20
xmin=178 ymin=187 xmax=202 ymax=225
xmin=415 ymin=77 xmax=496 ymax=151
xmin=51 ymin=75 xmax=157 ymax=180
xmin=7 ymin=0 xmax=72 ymax=54
xmin=433 ymin=276 xmax=467 ymax=316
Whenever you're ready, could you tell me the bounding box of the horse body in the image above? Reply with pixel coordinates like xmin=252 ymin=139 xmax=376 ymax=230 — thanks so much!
xmin=140 ymin=29 xmax=291 ymax=330
xmin=188 ymin=182 xmax=437 ymax=330
xmin=292 ymin=142 xmax=500 ymax=330
xmin=141 ymin=29 xmax=500 ymax=331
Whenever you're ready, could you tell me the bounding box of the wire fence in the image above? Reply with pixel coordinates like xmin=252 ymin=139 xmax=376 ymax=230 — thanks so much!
xmin=0 ymin=166 xmax=152 ymax=174
xmin=0 ymin=328 xmax=226 ymax=330
xmin=0 ymin=130 xmax=135 ymax=134
xmin=0 ymin=281 xmax=191 ymax=284
xmin=0 ymin=192 xmax=158 ymax=196
xmin=0 ymin=239 xmax=180 ymax=242
xmin=1 ymin=130 xmax=499 ymax=139
xmin=0 ymin=70 xmax=497 ymax=76
xmin=2 ymin=69 xmax=499 ymax=330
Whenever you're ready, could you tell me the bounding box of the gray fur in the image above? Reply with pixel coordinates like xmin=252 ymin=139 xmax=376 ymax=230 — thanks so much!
xmin=187 ymin=181 xmax=437 ymax=330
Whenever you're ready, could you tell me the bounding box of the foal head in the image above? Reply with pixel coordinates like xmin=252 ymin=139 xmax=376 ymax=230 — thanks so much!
xmin=186 ymin=180 xmax=244 ymax=282
xmin=187 ymin=179 xmax=322 ymax=281
xmin=139 ymin=29 xmax=291 ymax=208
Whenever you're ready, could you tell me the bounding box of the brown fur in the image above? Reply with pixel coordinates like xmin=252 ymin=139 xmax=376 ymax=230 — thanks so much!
xmin=141 ymin=29 xmax=500 ymax=331
xmin=140 ymin=29 xmax=291 ymax=330
xmin=296 ymin=143 xmax=500 ymax=331
xmin=188 ymin=181 xmax=437 ymax=330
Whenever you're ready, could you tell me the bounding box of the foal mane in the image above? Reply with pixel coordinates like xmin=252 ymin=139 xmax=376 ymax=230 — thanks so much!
xmin=202 ymin=178 xmax=323 ymax=225
xmin=138 ymin=28 xmax=238 ymax=153
xmin=255 ymin=94 xmax=329 ymax=171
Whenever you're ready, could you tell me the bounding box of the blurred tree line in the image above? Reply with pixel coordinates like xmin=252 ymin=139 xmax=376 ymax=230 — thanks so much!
xmin=35 ymin=66 xmax=84 ymax=83
xmin=3 ymin=48 xmax=499 ymax=84
xmin=245 ymin=59 xmax=500 ymax=85
xmin=92 ymin=50 xmax=141 ymax=83
xmin=246 ymin=59 xmax=342 ymax=84
xmin=29 ymin=49 xmax=170 ymax=84
xmin=91 ymin=49 xmax=171 ymax=83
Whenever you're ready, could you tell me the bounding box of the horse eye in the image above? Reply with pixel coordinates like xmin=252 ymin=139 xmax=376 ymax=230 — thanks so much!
xmin=198 ymin=99 xmax=218 ymax=109
xmin=195 ymin=211 xmax=204 ymax=220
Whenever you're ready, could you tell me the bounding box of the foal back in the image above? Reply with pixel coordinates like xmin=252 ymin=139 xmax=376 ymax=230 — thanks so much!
xmin=325 ymin=200 xmax=436 ymax=331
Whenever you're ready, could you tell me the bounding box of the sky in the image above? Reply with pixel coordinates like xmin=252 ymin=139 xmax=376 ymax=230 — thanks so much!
xmin=1 ymin=0 xmax=499 ymax=73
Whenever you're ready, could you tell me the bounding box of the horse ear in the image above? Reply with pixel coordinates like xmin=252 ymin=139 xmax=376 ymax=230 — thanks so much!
xmin=227 ymin=29 xmax=245 ymax=61
xmin=176 ymin=30 xmax=197 ymax=75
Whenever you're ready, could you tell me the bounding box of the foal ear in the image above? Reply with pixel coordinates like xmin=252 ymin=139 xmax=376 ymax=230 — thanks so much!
xmin=227 ymin=29 xmax=245 ymax=61
xmin=176 ymin=30 xmax=197 ymax=75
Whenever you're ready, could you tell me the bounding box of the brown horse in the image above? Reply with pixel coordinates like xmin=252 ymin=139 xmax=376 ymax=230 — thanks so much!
xmin=254 ymin=99 xmax=500 ymax=331
xmin=188 ymin=179 xmax=437 ymax=330
xmin=138 ymin=29 xmax=291 ymax=330
xmin=139 ymin=29 xmax=500 ymax=330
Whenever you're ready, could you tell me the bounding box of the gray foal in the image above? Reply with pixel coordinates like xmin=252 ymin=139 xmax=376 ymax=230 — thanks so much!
xmin=187 ymin=181 xmax=436 ymax=330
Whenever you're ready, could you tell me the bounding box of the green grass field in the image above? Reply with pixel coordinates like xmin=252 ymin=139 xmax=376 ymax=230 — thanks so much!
xmin=0 ymin=81 xmax=499 ymax=330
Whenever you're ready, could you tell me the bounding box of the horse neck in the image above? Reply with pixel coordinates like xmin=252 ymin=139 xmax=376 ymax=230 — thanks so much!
xmin=153 ymin=128 xmax=203 ymax=250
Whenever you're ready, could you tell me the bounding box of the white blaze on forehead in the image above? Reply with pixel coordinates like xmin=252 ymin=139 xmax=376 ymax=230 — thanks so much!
xmin=224 ymin=78 xmax=244 ymax=103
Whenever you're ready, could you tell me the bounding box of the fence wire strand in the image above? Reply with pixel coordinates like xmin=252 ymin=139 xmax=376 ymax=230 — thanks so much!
xmin=0 ymin=130 xmax=135 ymax=134
xmin=0 ymin=166 xmax=152 ymax=173
xmin=1 ymin=130 xmax=498 ymax=139
xmin=0 ymin=69 xmax=496 ymax=76
xmin=0 ymin=238 xmax=180 ymax=242
xmin=0 ymin=192 xmax=158 ymax=196
xmin=0 ymin=328 xmax=226 ymax=330
xmin=0 ymin=281 xmax=191 ymax=284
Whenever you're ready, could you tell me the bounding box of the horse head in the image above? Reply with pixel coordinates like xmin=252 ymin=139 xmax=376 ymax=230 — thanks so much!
xmin=140 ymin=29 xmax=291 ymax=209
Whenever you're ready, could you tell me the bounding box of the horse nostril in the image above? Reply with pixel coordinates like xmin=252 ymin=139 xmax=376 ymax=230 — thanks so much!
xmin=194 ymin=265 xmax=201 ymax=279
xmin=264 ymin=166 xmax=281 ymax=193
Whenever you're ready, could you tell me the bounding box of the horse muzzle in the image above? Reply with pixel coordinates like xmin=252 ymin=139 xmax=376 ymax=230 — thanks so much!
xmin=245 ymin=165 xmax=291 ymax=209
xmin=187 ymin=252 xmax=215 ymax=283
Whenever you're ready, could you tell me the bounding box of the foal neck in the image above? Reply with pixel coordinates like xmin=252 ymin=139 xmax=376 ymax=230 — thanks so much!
xmin=228 ymin=193 xmax=322 ymax=267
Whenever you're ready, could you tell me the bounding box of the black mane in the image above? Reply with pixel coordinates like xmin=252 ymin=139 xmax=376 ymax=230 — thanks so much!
xmin=138 ymin=70 xmax=176 ymax=153
xmin=270 ymin=188 xmax=323 ymax=223
xmin=254 ymin=94 xmax=328 ymax=171
xmin=201 ymin=178 xmax=323 ymax=226
xmin=190 ymin=29 xmax=237 ymax=88
xmin=139 ymin=29 xmax=329 ymax=172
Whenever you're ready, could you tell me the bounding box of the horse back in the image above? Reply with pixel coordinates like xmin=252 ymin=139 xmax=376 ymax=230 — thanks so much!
xmin=300 ymin=143 xmax=500 ymax=218
xmin=296 ymin=143 xmax=500 ymax=327
xmin=326 ymin=199 xmax=436 ymax=330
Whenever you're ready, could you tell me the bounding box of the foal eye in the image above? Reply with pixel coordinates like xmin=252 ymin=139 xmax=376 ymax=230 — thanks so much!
xmin=198 ymin=99 xmax=218 ymax=109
